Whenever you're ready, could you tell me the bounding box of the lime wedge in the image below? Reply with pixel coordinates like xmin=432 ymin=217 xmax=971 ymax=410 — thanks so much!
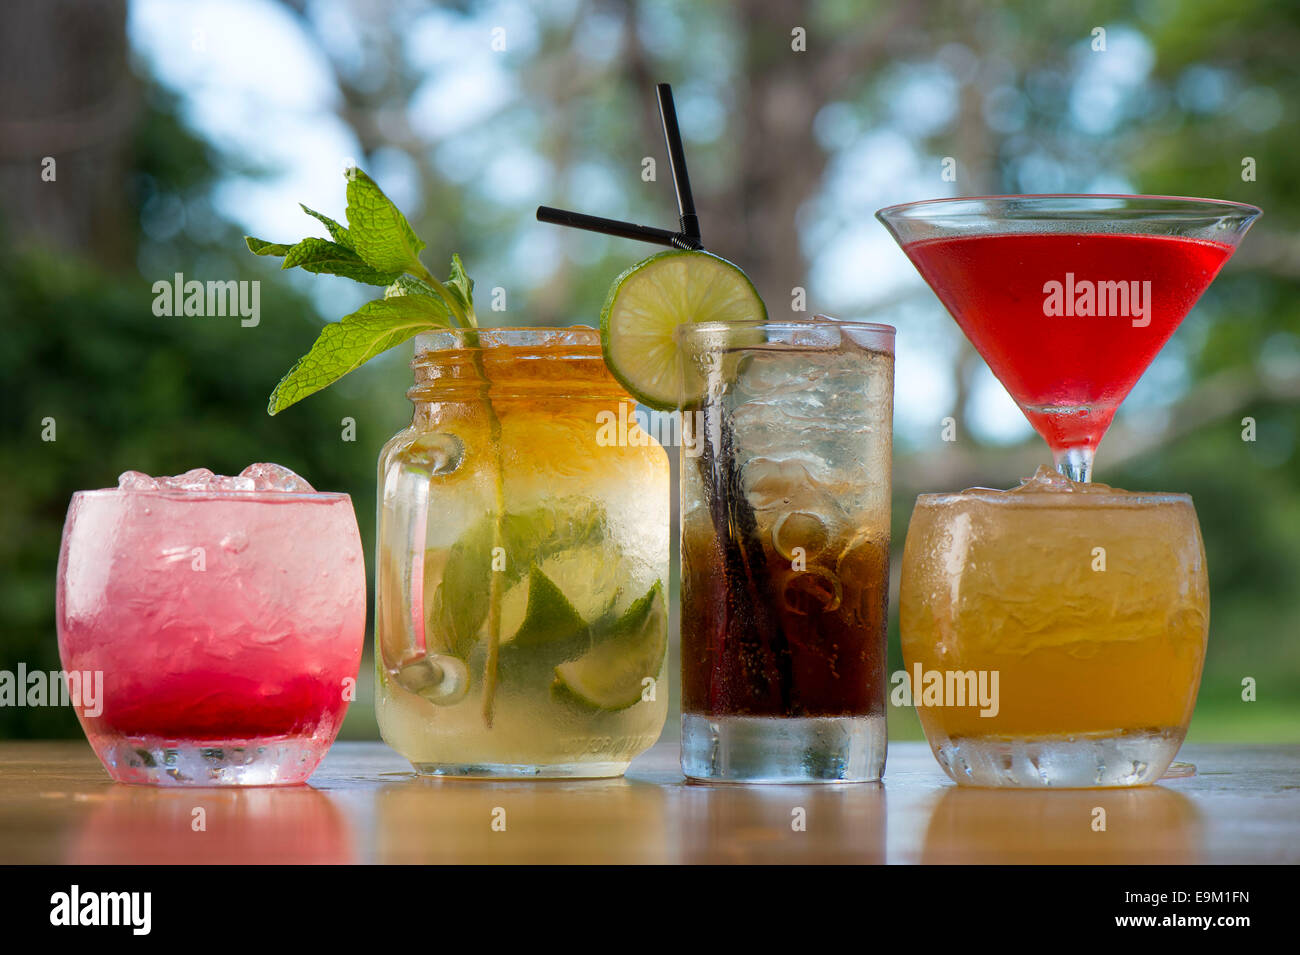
xmin=430 ymin=503 xmax=607 ymax=656
xmin=554 ymin=581 xmax=667 ymax=710
xmin=498 ymin=564 xmax=587 ymax=648
xmin=535 ymin=549 xmax=624 ymax=624
xmin=494 ymin=564 xmax=597 ymax=692
xmin=599 ymin=250 xmax=766 ymax=411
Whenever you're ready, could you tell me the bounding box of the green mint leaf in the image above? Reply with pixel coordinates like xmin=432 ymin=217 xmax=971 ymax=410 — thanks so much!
xmin=445 ymin=253 xmax=476 ymax=322
xmin=386 ymin=274 xmax=442 ymax=300
xmin=299 ymin=203 xmax=353 ymax=248
xmin=448 ymin=253 xmax=474 ymax=306
xmin=281 ymin=237 xmax=402 ymax=285
xmin=268 ymin=295 xmax=453 ymax=414
xmin=246 ymin=236 xmax=291 ymax=256
xmin=344 ymin=167 xmax=427 ymax=276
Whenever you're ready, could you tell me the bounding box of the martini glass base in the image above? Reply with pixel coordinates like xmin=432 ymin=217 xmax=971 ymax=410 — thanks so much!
xmin=1052 ymin=446 xmax=1095 ymax=483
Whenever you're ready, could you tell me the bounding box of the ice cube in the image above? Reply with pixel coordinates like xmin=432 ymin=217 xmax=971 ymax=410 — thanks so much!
xmin=117 ymin=470 xmax=160 ymax=490
xmin=159 ymin=467 xmax=218 ymax=490
xmin=118 ymin=468 xmax=276 ymax=492
xmin=781 ymin=567 xmax=843 ymax=615
xmin=239 ymin=462 xmax=315 ymax=492
xmin=771 ymin=510 xmax=831 ymax=562
xmin=741 ymin=456 xmax=819 ymax=508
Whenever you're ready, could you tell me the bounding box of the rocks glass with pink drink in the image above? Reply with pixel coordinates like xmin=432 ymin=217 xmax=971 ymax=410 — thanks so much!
xmin=56 ymin=464 xmax=366 ymax=786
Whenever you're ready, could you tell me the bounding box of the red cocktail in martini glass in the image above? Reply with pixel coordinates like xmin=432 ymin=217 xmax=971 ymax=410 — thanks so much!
xmin=876 ymin=195 xmax=1260 ymax=480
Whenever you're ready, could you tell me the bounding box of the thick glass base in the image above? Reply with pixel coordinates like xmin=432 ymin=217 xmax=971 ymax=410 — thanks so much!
xmin=681 ymin=714 xmax=886 ymax=783
xmin=931 ymin=728 xmax=1185 ymax=788
xmin=410 ymin=760 xmax=630 ymax=779
xmin=92 ymin=735 xmax=326 ymax=786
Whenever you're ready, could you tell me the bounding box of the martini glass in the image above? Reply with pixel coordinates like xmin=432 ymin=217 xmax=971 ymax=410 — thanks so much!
xmin=876 ymin=195 xmax=1260 ymax=481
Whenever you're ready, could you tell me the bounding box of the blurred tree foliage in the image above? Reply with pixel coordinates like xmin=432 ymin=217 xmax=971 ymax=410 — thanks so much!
xmin=0 ymin=0 xmax=1296 ymax=740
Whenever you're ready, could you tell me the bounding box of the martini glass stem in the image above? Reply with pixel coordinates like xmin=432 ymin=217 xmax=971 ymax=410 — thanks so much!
xmin=1054 ymin=446 xmax=1094 ymax=483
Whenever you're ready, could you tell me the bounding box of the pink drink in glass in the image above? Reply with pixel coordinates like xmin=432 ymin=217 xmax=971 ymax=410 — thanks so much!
xmin=56 ymin=469 xmax=366 ymax=786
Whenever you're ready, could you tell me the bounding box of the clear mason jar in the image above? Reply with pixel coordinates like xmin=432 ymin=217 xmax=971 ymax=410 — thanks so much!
xmin=375 ymin=327 xmax=670 ymax=778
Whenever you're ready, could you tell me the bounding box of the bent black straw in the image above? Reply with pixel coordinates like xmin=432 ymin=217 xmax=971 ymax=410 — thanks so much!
xmin=535 ymin=206 xmax=702 ymax=250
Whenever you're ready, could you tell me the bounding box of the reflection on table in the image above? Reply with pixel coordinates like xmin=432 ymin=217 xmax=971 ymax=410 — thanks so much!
xmin=68 ymin=784 xmax=355 ymax=865
xmin=0 ymin=741 xmax=1295 ymax=864
xmin=920 ymin=785 xmax=1200 ymax=864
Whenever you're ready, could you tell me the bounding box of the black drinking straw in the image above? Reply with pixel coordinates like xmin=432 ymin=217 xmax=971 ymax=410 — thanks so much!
xmin=537 ymin=83 xmax=792 ymax=709
xmin=535 ymin=84 xmax=704 ymax=251
xmin=647 ymin=86 xmax=791 ymax=708
xmin=655 ymin=82 xmax=702 ymax=245
xmin=535 ymin=206 xmax=700 ymax=250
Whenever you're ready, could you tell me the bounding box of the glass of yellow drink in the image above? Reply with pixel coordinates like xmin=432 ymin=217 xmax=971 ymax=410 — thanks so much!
xmin=899 ymin=467 xmax=1209 ymax=788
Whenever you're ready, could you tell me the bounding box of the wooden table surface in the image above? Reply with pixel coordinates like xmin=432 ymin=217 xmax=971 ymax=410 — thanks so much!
xmin=0 ymin=740 xmax=1296 ymax=864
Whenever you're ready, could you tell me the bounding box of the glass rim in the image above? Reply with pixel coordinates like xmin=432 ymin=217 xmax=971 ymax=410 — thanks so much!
xmin=70 ymin=488 xmax=353 ymax=504
xmin=414 ymin=325 xmax=599 ymax=354
xmin=676 ymin=317 xmax=899 ymax=340
xmin=913 ymin=486 xmax=1193 ymax=508
xmin=876 ymin=193 xmax=1262 ymax=224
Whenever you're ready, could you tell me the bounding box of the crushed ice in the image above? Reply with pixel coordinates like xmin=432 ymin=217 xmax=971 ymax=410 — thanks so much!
xmin=116 ymin=464 xmax=314 ymax=492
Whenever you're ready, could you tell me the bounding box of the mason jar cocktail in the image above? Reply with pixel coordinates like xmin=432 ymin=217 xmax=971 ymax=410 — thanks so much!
xmin=375 ymin=327 xmax=670 ymax=777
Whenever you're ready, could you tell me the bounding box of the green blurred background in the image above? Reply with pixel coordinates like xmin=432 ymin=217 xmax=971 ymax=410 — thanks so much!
xmin=1 ymin=0 xmax=1295 ymax=742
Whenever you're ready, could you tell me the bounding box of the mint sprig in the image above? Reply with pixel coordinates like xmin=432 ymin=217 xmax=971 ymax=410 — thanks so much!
xmin=246 ymin=166 xmax=478 ymax=414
